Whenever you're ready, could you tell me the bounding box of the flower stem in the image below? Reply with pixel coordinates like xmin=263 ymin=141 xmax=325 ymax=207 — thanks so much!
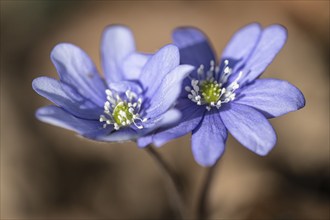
xmin=145 ymin=145 xmax=185 ymax=219
xmin=197 ymin=158 xmax=220 ymax=220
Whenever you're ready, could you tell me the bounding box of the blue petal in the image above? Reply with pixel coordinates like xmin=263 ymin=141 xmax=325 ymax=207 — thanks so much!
xmin=121 ymin=52 xmax=151 ymax=81
xmin=144 ymin=65 xmax=194 ymax=119
xmin=137 ymin=109 xmax=182 ymax=148
xmin=221 ymin=23 xmax=262 ymax=62
xmin=33 ymin=77 xmax=102 ymax=119
xmin=101 ymin=25 xmax=136 ymax=83
xmin=172 ymin=27 xmax=216 ymax=82
xmin=192 ymin=110 xmax=227 ymax=167
xmin=107 ymin=80 xmax=143 ymax=96
xmin=36 ymin=105 xmax=106 ymax=136
xmin=219 ymin=23 xmax=262 ymax=82
xmin=144 ymin=108 xmax=182 ymax=130
xmin=237 ymin=25 xmax=287 ymax=86
xmin=172 ymin=27 xmax=216 ymax=67
xmin=220 ymin=103 xmax=277 ymax=156
xmin=95 ymin=127 xmax=138 ymax=142
xmin=50 ymin=43 xmax=106 ymax=106
xmin=152 ymin=99 xmax=205 ymax=147
xmin=137 ymin=135 xmax=153 ymax=148
xmin=236 ymin=79 xmax=305 ymax=118
xmin=139 ymin=44 xmax=180 ymax=98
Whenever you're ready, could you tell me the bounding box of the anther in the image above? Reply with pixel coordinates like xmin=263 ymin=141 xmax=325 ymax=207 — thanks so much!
xmin=186 ymin=59 xmax=240 ymax=110
xmin=99 ymin=89 xmax=147 ymax=130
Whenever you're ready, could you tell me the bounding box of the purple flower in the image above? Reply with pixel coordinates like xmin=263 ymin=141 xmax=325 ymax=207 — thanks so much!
xmin=32 ymin=25 xmax=194 ymax=143
xmin=143 ymin=23 xmax=305 ymax=166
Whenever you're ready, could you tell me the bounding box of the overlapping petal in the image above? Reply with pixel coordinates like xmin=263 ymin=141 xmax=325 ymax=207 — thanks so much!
xmin=137 ymin=109 xmax=182 ymax=147
xmin=51 ymin=43 xmax=106 ymax=106
xmin=95 ymin=127 xmax=138 ymax=142
xmin=192 ymin=110 xmax=227 ymax=167
xmin=143 ymin=109 xmax=182 ymax=130
xmin=101 ymin=25 xmax=136 ymax=83
xmin=107 ymin=80 xmax=143 ymax=96
xmin=221 ymin=23 xmax=262 ymax=62
xmin=152 ymin=99 xmax=205 ymax=147
xmin=139 ymin=44 xmax=180 ymax=98
xmin=36 ymin=105 xmax=106 ymax=136
xmin=144 ymin=65 xmax=194 ymax=119
xmin=220 ymin=103 xmax=277 ymax=156
xmin=235 ymin=78 xmax=305 ymax=118
xmin=238 ymin=25 xmax=287 ymax=86
xmin=33 ymin=77 xmax=102 ymax=119
xmin=219 ymin=23 xmax=262 ymax=82
xmin=172 ymin=27 xmax=216 ymax=65
xmin=172 ymin=27 xmax=216 ymax=81
xmin=121 ymin=52 xmax=151 ymax=81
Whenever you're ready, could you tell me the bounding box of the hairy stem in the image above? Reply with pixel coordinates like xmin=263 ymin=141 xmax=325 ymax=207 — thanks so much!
xmin=145 ymin=145 xmax=185 ymax=219
xmin=197 ymin=158 xmax=221 ymax=220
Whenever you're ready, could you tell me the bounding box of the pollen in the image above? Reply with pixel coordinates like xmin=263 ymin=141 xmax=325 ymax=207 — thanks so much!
xmin=112 ymin=102 xmax=134 ymax=127
xmin=186 ymin=60 xmax=241 ymax=111
xmin=200 ymin=81 xmax=221 ymax=104
xmin=99 ymin=89 xmax=147 ymax=130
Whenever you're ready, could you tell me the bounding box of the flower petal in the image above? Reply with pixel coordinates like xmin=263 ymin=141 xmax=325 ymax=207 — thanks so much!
xmin=101 ymin=25 xmax=136 ymax=83
xmin=95 ymin=127 xmax=139 ymax=142
xmin=137 ymin=109 xmax=182 ymax=148
xmin=139 ymin=44 xmax=180 ymax=98
xmin=32 ymin=77 xmax=102 ymax=119
xmin=172 ymin=27 xmax=216 ymax=83
xmin=121 ymin=52 xmax=151 ymax=81
xmin=137 ymin=135 xmax=153 ymax=148
xmin=50 ymin=43 xmax=106 ymax=106
xmin=192 ymin=109 xmax=227 ymax=167
xmin=144 ymin=64 xmax=194 ymax=119
xmin=152 ymin=99 xmax=205 ymax=147
xmin=36 ymin=105 xmax=105 ymax=135
xmin=172 ymin=27 xmax=216 ymax=67
xmin=144 ymin=108 xmax=182 ymax=130
xmin=221 ymin=23 xmax=262 ymax=62
xmin=220 ymin=103 xmax=277 ymax=156
xmin=219 ymin=23 xmax=262 ymax=82
xmin=236 ymin=78 xmax=305 ymax=118
xmin=107 ymin=80 xmax=143 ymax=96
xmin=238 ymin=25 xmax=287 ymax=85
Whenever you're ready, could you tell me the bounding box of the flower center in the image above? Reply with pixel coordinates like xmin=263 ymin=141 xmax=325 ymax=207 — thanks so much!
xmin=200 ymin=80 xmax=221 ymax=104
xmin=99 ymin=89 xmax=147 ymax=130
xmin=186 ymin=60 xmax=242 ymax=111
xmin=112 ymin=102 xmax=134 ymax=126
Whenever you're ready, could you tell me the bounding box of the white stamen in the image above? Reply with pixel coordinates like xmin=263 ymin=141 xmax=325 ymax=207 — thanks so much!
xmin=185 ymin=86 xmax=191 ymax=92
xmin=105 ymin=89 xmax=112 ymax=96
xmin=99 ymin=88 xmax=147 ymax=130
xmin=186 ymin=60 xmax=241 ymax=110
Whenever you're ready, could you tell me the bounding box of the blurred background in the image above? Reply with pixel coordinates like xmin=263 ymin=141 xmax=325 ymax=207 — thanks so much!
xmin=1 ymin=1 xmax=329 ymax=219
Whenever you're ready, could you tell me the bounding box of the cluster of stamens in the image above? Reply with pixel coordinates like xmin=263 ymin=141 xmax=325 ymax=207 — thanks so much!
xmin=185 ymin=60 xmax=242 ymax=111
xmin=99 ymin=89 xmax=147 ymax=130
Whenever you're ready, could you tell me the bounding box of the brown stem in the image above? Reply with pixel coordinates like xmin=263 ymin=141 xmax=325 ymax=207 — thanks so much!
xmin=197 ymin=158 xmax=221 ymax=220
xmin=145 ymin=145 xmax=185 ymax=219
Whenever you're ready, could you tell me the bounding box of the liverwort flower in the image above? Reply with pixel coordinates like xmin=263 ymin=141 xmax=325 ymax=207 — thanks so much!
xmin=142 ymin=23 xmax=305 ymax=166
xmin=32 ymin=25 xmax=194 ymax=143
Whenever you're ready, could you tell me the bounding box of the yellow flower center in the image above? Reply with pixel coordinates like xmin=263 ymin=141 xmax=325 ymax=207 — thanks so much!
xmin=112 ymin=102 xmax=134 ymax=127
xmin=99 ymin=89 xmax=147 ymax=130
xmin=200 ymin=81 xmax=221 ymax=104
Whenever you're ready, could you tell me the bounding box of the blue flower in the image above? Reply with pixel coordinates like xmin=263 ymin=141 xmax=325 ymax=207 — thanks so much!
xmin=32 ymin=25 xmax=194 ymax=144
xmin=143 ymin=23 xmax=305 ymax=166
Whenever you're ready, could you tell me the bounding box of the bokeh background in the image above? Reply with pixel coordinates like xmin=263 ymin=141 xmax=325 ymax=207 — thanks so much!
xmin=1 ymin=1 xmax=329 ymax=219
